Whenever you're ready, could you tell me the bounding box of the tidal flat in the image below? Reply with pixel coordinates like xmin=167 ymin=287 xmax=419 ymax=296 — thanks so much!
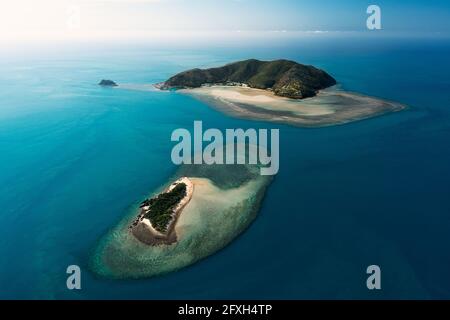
xmin=180 ymin=86 xmax=406 ymax=127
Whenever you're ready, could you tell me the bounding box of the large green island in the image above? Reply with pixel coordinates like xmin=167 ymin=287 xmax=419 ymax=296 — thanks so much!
xmin=158 ymin=58 xmax=337 ymax=99
xmin=157 ymin=59 xmax=406 ymax=127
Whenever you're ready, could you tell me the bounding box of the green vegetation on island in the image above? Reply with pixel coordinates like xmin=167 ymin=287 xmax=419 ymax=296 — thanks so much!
xmin=141 ymin=182 xmax=187 ymax=233
xmin=158 ymin=59 xmax=337 ymax=99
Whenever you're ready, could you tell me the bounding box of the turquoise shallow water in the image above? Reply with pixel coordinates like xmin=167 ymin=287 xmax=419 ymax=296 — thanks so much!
xmin=0 ymin=38 xmax=449 ymax=299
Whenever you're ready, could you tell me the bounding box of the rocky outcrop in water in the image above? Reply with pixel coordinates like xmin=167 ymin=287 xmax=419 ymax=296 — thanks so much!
xmin=99 ymin=79 xmax=118 ymax=87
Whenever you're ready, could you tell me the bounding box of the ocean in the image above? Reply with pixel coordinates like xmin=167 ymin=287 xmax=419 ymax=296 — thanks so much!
xmin=0 ymin=37 xmax=449 ymax=299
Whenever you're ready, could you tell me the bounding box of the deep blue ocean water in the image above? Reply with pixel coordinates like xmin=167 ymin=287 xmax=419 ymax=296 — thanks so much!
xmin=0 ymin=37 xmax=449 ymax=299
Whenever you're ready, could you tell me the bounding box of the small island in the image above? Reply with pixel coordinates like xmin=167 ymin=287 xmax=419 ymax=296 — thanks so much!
xmin=157 ymin=59 xmax=406 ymax=127
xmin=99 ymin=79 xmax=118 ymax=87
xmin=90 ymin=159 xmax=273 ymax=279
xmin=130 ymin=177 xmax=194 ymax=246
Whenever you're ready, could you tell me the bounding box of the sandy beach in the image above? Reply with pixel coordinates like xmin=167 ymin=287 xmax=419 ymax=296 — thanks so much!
xmin=131 ymin=177 xmax=194 ymax=245
xmin=180 ymin=85 xmax=406 ymax=127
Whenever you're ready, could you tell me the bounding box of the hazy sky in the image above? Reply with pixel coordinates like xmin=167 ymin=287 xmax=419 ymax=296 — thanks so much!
xmin=1 ymin=0 xmax=449 ymax=43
